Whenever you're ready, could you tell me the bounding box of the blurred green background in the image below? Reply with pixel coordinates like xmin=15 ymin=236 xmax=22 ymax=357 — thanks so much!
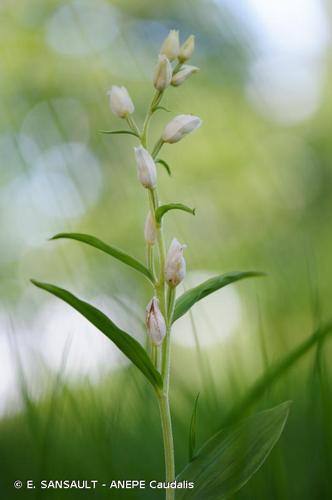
xmin=1 ymin=0 xmax=332 ymax=498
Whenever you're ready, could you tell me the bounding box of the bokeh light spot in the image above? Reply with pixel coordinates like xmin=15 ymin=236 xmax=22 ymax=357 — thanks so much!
xmin=45 ymin=0 xmax=120 ymax=56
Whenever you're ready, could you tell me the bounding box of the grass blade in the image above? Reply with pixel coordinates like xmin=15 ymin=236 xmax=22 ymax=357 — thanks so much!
xmin=173 ymin=271 xmax=265 ymax=323
xmin=189 ymin=392 xmax=200 ymax=462
xmin=222 ymin=321 xmax=332 ymax=426
xmin=30 ymin=280 xmax=162 ymax=390
xmin=50 ymin=232 xmax=154 ymax=283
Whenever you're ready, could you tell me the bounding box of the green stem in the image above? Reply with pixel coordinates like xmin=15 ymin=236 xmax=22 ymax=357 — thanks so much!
xmin=141 ymin=90 xmax=162 ymax=148
xmin=152 ymin=138 xmax=164 ymax=159
xmin=162 ymin=286 xmax=176 ymax=394
xmin=148 ymin=188 xmax=175 ymax=497
xmin=172 ymin=61 xmax=182 ymax=75
xmin=157 ymin=391 xmax=176 ymax=499
xmin=141 ymin=86 xmax=175 ymax=498
xmin=147 ymin=244 xmax=156 ymax=283
xmin=146 ymin=243 xmax=157 ymax=362
xmin=148 ymin=189 xmax=167 ymax=312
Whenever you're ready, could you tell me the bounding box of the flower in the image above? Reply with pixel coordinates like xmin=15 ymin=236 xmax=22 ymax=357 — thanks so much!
xmin=178 ymin=35 xmax=195 ymax=63
xmin=144 ymin=211 xmax=156 ymax=245
xmin=160 ymin=30 xmax=180 ymax=61
xmin=165 ymin=238 xmax=186 ymax=287
xmin=153 ymin=55 xmax=172 ymax=91
xmin=171 ymin=65 xmax=199 ymax=87
xmin=146 ymin=297 xmax=166 ymax=346
xmin=162 ymin=114 xmax=202 ymax=144
xmin=134 ymin=146 xmax=157 ymax=189
xmin=107 ymin=86 xmax=134 ymax=118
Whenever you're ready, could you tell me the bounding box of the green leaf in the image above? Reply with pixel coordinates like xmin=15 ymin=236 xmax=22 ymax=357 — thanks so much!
xmin=99 ymin=129 xmax=139 ymax=137
xmin=177 ymin=401 xmax=291 ymax=500
xmin=173 ymin=271 xmax=264 ymax=323
xmin=50 ymin=233 xmax=154 ymax=283
xmin=189 ymin=393 xmax=200 ymax=462
xmin=30 ymin=280 xmax=162 ymax=389
xmin=153 ymin=105 xmax=170 ymax=112
xmin=156 ymin=158 xmax=171 ymax=176
xmin=155 ymin=203 xmax=196 ymax=224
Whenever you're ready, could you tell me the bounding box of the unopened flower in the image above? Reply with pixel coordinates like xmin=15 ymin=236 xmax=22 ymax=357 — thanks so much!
xmin=153 ymin=55 xmax=172 ymax=91
xmin=160 ymin=30 xmax=179 ymax=61
xmin=178 ymin=35 xmax=195 ymax=63
xmin=144 ymin=211 xmax=156 ymax=246
xmin=171 ymin=65 xmax=199 ymax=87
xmin=162 ymin=114 xmax=202 ymax=144
xmin=107 ymin=86 xmax=134 ymax=118
xmin=165 ymin=238 xmax=186 ymax=287
xmin=134 ymin=146 xmax=157 ymax=189
xmin=146 ymin=297 xmax=166 ymax=346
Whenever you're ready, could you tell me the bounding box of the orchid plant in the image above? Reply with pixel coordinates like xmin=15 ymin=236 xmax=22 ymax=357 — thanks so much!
xmin=32 ymin=30 xmax=290 ymax=500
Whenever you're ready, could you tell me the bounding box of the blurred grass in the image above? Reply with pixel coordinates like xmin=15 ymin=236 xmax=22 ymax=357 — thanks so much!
xmin=1 ymin=0 xmax=332 ymax=498
xmin=1 ymin=319 xmax=332 ymax=498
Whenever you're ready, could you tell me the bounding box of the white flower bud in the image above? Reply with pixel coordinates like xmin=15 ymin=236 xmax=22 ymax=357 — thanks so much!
xmin=162 ymin=114 xmax=202 ymax=144
xmin=144 ymin=211 xmax=156 ymax=246
xmin=153 ymin=55 xmax=172 ymax=91
xmin=146 ymin=297 xmax=166 ymax=346
xmin=134 ymin=146 xmax=157 ymax=189
xmin=171 ymin=65 xmax=199 ymax=87
xmin=107 ymin=86 xmax=134 ymax=118
xmin=179 ymin=35 xmax=195 ymax=63
xmin=165 ymin=238 xmax=186 ymax=287
xmin=160 ymin=30 xmax=180 ymax=61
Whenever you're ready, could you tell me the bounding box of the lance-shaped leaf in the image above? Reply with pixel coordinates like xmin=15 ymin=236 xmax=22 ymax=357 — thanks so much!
xmin=99 ymin=129 xmax=139 ymax=137
xmin=156 ymin=159 xmax=171 ymax=176
xmin=173 ymin=271 xmax=264 ymax=323
xmin=177 ymin=401 xmax=291 ymax=500
xmin=155 ymin=203 xmax=196 ymax=224
xmin=50 ymin=233 xmax=154 ymax=283
xmin=30 ymin=280 xmax=162 ymax=389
